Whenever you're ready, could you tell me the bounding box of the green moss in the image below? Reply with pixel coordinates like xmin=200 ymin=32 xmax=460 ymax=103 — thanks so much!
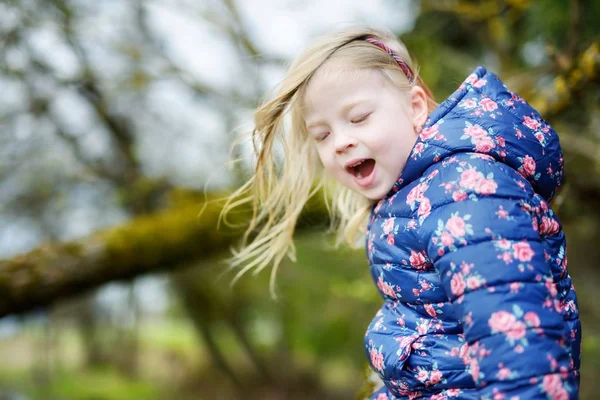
xmin=63 ymin=242 xmax=85 ymax=257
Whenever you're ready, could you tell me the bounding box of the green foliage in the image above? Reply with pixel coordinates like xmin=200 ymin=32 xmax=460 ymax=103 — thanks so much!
xmin=139 ymin=319 xmax=199 ymax=357
xmin=0 ymin=367 xmax=162 ymax=400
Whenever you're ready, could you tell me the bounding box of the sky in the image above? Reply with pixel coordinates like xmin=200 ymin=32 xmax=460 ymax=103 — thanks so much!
xmin=149 ymin=0 xmax=416 ymax=89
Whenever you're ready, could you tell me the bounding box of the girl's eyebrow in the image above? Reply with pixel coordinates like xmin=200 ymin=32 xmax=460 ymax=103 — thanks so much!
xmin=306 ymin=98 xmax=369 ymax=130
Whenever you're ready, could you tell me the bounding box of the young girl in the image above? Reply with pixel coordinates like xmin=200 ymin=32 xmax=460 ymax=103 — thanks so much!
xmin=222 ymin=26 xmax=581 ymax=399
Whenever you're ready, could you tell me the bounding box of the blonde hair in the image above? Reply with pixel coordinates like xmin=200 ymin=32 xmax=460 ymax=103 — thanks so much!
xmin=220 ymin=26 xmax=437 ymax=297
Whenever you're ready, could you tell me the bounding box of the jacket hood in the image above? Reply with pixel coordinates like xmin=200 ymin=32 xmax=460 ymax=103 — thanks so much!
xmin=386 ymin=65 xmax=564 ymax=202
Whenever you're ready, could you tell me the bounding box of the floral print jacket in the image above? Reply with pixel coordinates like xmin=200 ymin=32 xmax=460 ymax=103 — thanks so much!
xmin=365 ymin=66 xmax=581 ymax=400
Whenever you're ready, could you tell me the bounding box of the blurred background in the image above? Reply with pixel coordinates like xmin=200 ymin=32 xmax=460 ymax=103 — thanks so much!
xmin=0 ymin=0 xmax=599 ymax=399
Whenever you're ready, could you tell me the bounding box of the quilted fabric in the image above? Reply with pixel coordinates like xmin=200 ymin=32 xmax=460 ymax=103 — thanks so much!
xmin=364 ymin=66 xmax=581 ymax=400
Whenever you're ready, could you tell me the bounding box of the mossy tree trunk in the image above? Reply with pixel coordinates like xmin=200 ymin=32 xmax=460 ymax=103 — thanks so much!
xmin=0 ymin=192 xmax=329 ymax=319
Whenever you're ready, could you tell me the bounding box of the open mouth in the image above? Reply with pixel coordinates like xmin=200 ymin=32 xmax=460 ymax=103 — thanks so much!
xmin=346 ymin=158 xmax=376 ymax=179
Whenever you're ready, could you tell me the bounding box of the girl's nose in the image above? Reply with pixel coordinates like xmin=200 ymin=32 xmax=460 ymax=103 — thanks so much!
xmin=335 ymin=133 xmax=357 ymax=154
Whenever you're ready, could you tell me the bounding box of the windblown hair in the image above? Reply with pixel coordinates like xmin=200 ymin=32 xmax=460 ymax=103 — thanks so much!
xmin=220 ymin=26 xmax=438 ymax=296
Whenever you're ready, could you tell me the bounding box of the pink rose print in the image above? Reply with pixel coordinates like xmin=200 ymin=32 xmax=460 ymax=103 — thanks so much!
xmin=387 ymin=234 xmax=394 ymax=245
xmin=420 ymin=280 xmax=432 ymax=291
xmin=499 ymin=251 xmax=512 ymax=264
xmin=461 ymin=98 xmax=477 ymax=109
xmin=535 ymin=131 xmax=545 ymax=144
xmin=465 ymin=312 xmax=473 ymax=327
xmin=376 ymin=394 xmax=389 ymax=400
xmin=410 ymin=250 xmax=431 ymax=270
xmin=420 ymin=125 xmax=439 ymax=140
xmin=441 ymin=231 xmax=454 ymax=247
xmin=466 ymin=276 xmax=482 ymax=290
xmin=512 ymin=241 xmax=534 ymax=262
xmin=470 ymin=357 xmax=480 ymax=382
xmin=446 ymin=215 xmax=466 ymax=237
xmin=465 ymin=73 xmax=478 ymax=85
xmin=464 ymin=125 xmax=488 ymax=140
xmin=497 ymin=239 xmax=511 ymax=250
xmin=452 ymin=191 xmax=468 ymax=202
xmin=514 ymin=344 xmax=524 ymax=353
xmin=542 ymin=373 xmax=564 ymax=397
xmin=397 ymin=315 xmax=405 ymax=326
xmin=522 ymin=155 xmax=536 ymax=176
xmin=370 ymin=348 xmax=384 ymax=372
xmin=473 ymin=78 xmax=487 ymax=88
xmin=413 ymin=142 xmax=425 ymax=156
xmin=475 ymin=136 xmax=495 ymax=152
xmin=524 ymin=311 xmax=541 ymax=327
xmin=497 ymin=365 xmax=511 ymax=380
xmin=450 ymin=273 xmax=466 ymax=297
xmin=496 ymin=206 xmax=509 ymax=219
xmin=416 ymin=368 xmax=429 ymax=383
xmin=377 ymin=275 xmax=398 ymax=299
xmin=461 ymin=261 xmax=472 ymax=275
xmin=383 ymin=217 xmax=395 ymax=235
xmin=442 ymin=183 xmax=454 ymax=193
xmin=510 ymin=282 xmax=521 ymax=293
xmin=505 ymin=321 xmax=527 ymax=340
xmin=523 ymin=115 xmax=541 ymax=131
xmin=475 ymin=178 xmax=498 ymax=195
xmin=488 ymin=310 xmax=516 ymax=333
xmin=479 ymin=97 xmax=498 ymax=112
xmin=460 ymin=168 xmax=481 ymax=189
xmin=424 ymin=303 xmax=437 ymax=318
xmin=418 ymin=197 xmax=432 ymax=217
xmin=406 ymin=182 xmax=427 ymax=206
xmin=429 ymin=369 xmax=443 ymax=385
xmin=397 ymin=335 xmax=417 ymax=350
xmin=540 ymin=216 xmax=560 ymax=236
xmin=515 ymin=128 xmax=524 ymax=139
xmin=545 ymin=279 xmax=558 ymax=297
xmin=416 ymin=319 xmax=432 ymax=335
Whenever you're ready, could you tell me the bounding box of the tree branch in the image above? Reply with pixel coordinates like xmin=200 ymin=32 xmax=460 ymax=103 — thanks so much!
xmin=531 ymin=40 xmax=600 ymax=118
xmin=52 ymin=0 xmax=144 ymax=188
xmin=0 ymin=191 xmax=329 ymax=319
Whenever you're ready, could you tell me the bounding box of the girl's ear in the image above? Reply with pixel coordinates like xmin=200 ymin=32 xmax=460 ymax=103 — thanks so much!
xmin=409 ymin=85 xmax=428 ymax=132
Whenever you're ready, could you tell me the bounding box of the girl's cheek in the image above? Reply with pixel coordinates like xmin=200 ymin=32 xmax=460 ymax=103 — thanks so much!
xmin=319 ymin=158 xmax=336 ymax=175
xmin=315 ymin=149 xmax=328 ymax=167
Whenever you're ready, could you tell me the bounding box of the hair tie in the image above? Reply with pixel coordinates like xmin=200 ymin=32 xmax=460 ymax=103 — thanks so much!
xmin=360 ymin=36 xmax=415 ymax=84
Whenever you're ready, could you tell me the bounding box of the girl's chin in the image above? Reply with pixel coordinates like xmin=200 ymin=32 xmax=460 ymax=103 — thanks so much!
xmin=355 ymin=185 xmax=391 ymax=201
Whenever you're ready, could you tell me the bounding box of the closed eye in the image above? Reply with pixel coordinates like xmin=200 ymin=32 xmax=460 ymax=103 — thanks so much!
xmin=351 ymin=112 xmax=372 ymax=124
xmin=315 ymin=132 xmax=330 ymax=142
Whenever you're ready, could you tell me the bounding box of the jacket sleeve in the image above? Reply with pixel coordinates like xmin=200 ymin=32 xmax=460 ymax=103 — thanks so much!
xmin=417 ymin=153 xmax=577 ymax=399
xmin=368 ymin=385 xmax=393 ymax=400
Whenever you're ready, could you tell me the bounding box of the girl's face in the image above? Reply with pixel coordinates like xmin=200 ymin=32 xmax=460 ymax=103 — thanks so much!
xmin=303 ymin=64 xmax=428 ymax=200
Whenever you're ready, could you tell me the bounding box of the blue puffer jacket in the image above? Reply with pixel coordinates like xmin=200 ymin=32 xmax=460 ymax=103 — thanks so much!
xmin=365 ymin=66 xmax=581 ymax=400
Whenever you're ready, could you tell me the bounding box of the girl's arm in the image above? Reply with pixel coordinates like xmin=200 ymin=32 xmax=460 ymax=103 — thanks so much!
xmin=419 ymin=152 xmax=578 ymax=399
